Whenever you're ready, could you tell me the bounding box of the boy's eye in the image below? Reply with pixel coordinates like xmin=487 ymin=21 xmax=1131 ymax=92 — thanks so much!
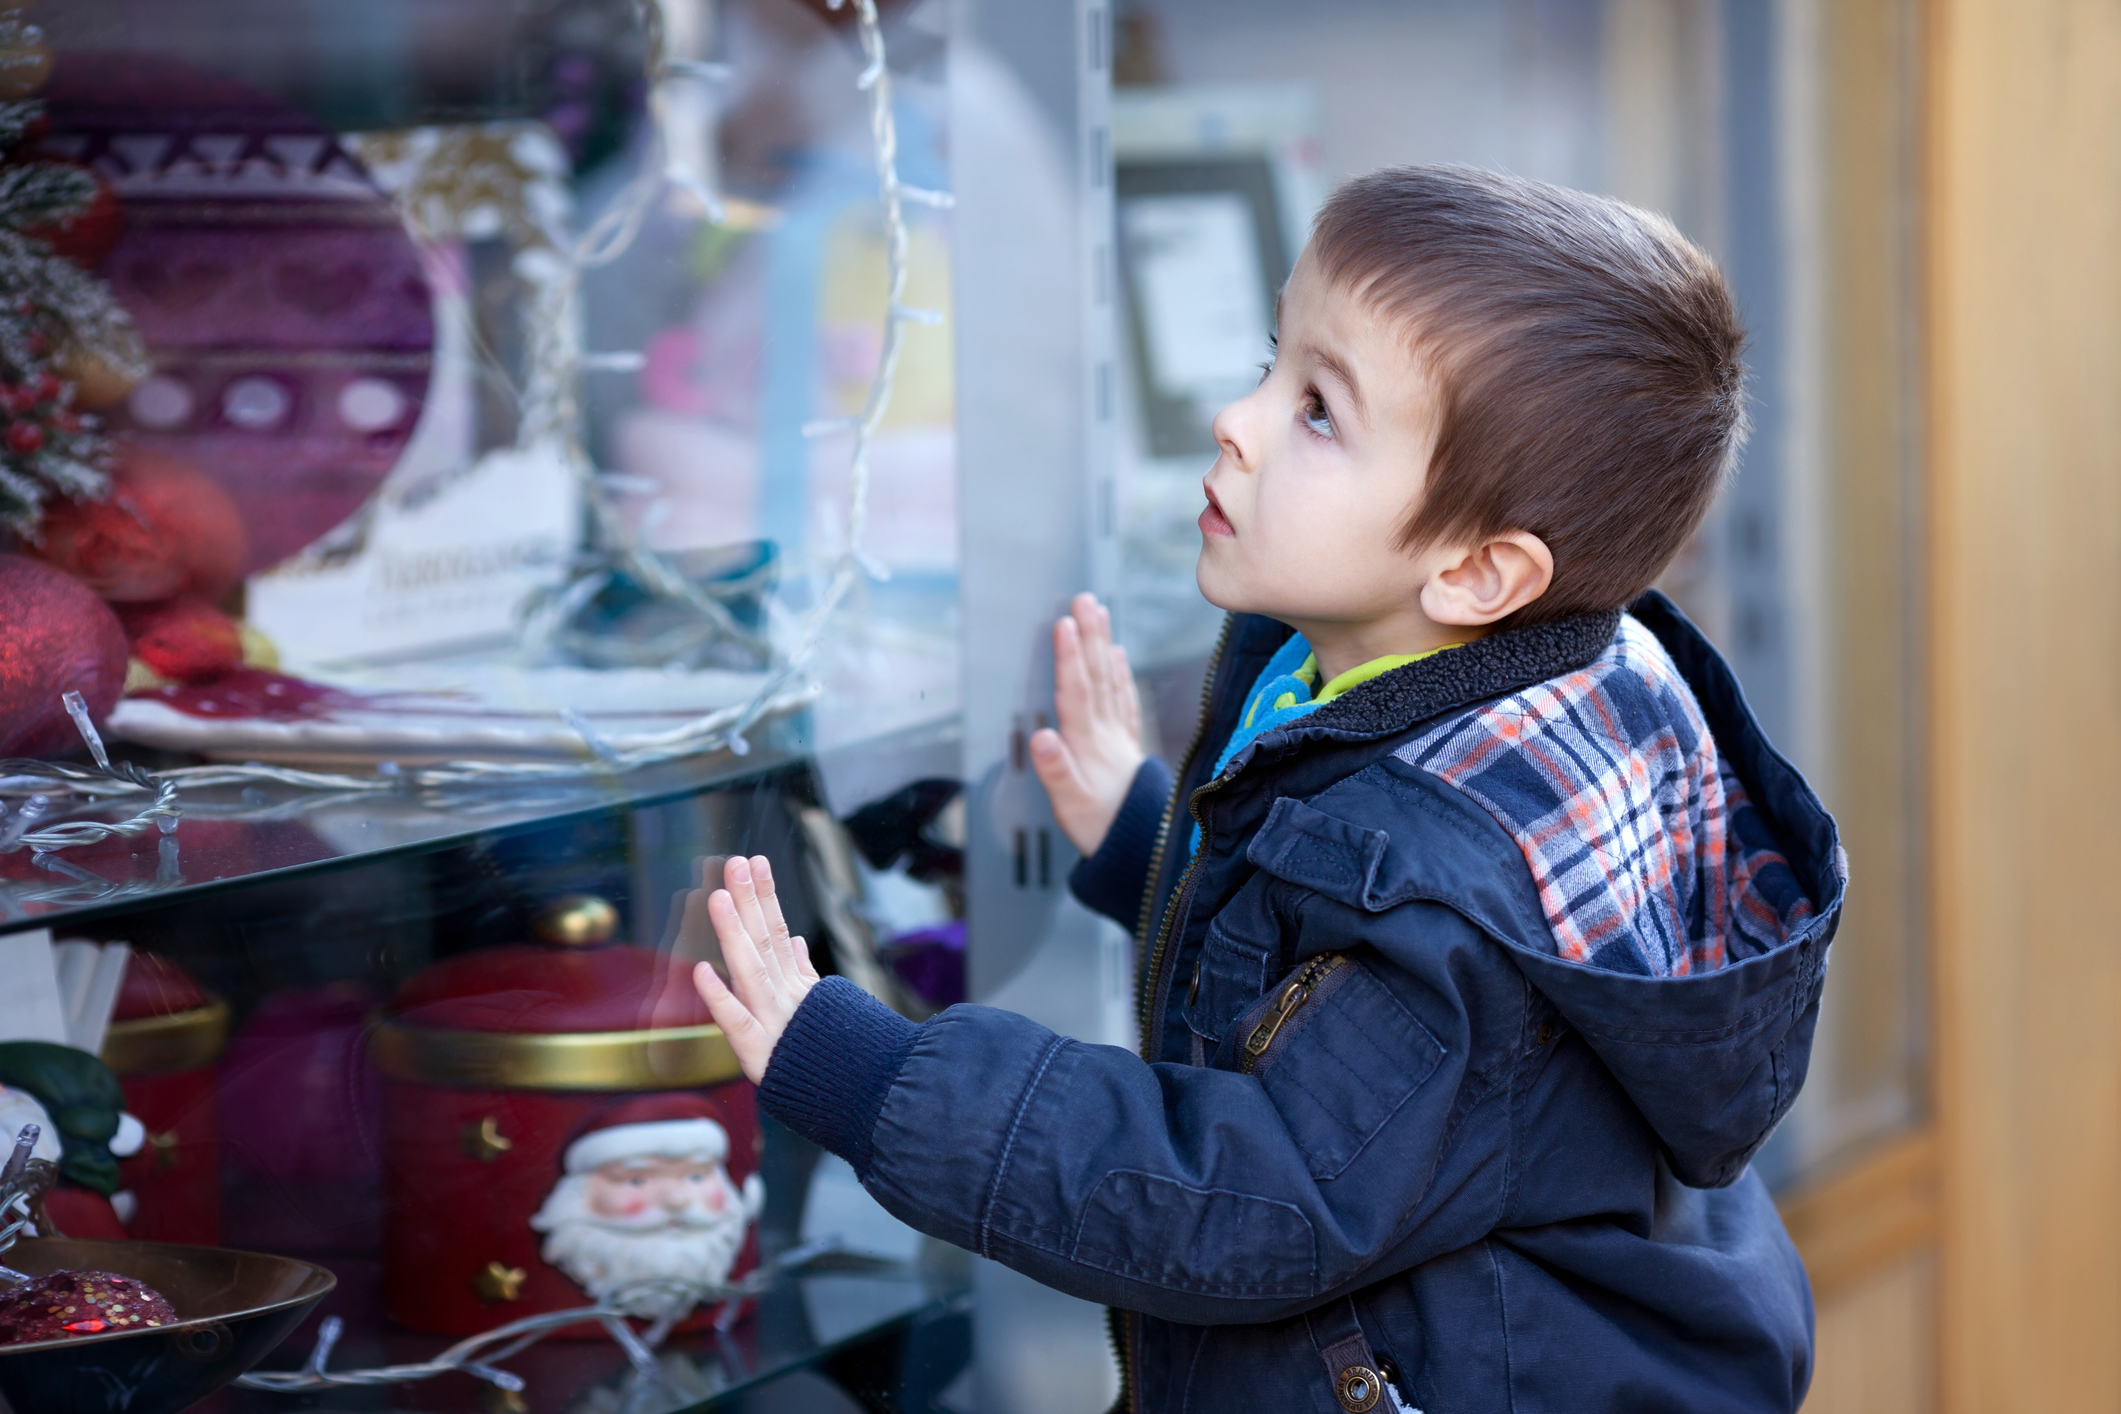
xmin=1301 ymin=391 xmax=1334 ymax=439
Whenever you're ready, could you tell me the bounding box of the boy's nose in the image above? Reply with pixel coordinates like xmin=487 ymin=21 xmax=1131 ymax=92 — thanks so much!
xmin=1209 ymin=387 xmax=1263 ymax=472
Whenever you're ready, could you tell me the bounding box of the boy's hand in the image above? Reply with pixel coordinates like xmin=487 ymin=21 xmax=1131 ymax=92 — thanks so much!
xmin=1030 ymin=593 xmax=1146 ymax=857
xmin=689 ymin=855 xmax=819 ymax=1085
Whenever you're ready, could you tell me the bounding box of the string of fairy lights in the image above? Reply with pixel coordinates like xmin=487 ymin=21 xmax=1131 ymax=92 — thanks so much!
xmin=0 ymin=0 xmax=944 ymax=864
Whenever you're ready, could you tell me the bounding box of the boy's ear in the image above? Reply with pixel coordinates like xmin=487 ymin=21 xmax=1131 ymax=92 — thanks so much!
xmin=1419 ymin=531 xmax=1554 ymax=627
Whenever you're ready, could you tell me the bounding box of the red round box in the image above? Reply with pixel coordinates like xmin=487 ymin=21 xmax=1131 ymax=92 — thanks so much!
xmin=100 ymin=952 xmax=227 ymax=1247
xmin=371 ymin=920 xmax=757 ymax=1337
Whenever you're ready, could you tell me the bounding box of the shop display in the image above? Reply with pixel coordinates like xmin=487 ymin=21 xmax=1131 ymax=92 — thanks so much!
xmin=2 ymin=0 xmax=978 ymax=1406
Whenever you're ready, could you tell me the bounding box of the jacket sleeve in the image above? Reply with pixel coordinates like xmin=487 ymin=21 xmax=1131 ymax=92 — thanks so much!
xmin=759 ymin=890 xmax=1525 ymax=1326
xmin=1065 ymin=756 xmax=1173 ymax=927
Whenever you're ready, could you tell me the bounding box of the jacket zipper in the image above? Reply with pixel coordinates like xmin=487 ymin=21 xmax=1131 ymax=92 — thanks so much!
xmin=1238 ymin=954 xmax=1344 ymax=1074
xmin=1133 ymin=614 xmax=1234 ymax=1051
xmin=1110 ymin=615 xmax=1233 ymax=1414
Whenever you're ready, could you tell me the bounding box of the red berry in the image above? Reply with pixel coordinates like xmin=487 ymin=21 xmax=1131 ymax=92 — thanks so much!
xmin=30 ymin=372 xmax=59 ymax=403
xmin=5 ymin=422 xmax=45 ymax=454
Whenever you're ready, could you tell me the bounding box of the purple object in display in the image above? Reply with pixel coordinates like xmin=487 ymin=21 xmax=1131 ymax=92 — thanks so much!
xmin=219 ymin=985 xmax=384 ymax=1185
xmin=38 ymin=56 xmax=435 ymax=576
xmin=883 ymin=920 xmax=966 ymax=1008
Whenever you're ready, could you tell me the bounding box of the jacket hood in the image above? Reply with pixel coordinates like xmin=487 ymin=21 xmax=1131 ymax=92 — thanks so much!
xmin=1439 ymin=592 xmax=1845 ymax=1186
xmin=1232 ymin=592 xmax=1845 ymax=1186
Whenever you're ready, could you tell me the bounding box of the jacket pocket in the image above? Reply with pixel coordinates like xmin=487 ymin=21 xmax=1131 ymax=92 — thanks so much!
xmin=1236 ymin=956 xmax=1446 ymax=1182
xmin=1185 ymin=917 xmax=1278 ymax=1048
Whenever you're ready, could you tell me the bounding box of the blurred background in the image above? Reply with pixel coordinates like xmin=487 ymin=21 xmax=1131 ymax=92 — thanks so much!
xmin=12 ymin=0 xmax=2115 ymax=1409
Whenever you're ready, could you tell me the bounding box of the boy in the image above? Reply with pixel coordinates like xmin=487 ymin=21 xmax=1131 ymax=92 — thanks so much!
xmin=691 ymin=165 xmax=1842 ymax=1413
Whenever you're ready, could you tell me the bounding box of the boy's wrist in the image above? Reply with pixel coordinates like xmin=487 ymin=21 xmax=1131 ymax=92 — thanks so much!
xmin=1068 ymin=756 xmax=1173 ymax=923
xmin=758 ymin=975 xmax=920 ymax=1179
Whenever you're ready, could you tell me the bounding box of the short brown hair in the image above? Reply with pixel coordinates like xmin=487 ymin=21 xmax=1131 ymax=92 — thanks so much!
xmin=1308 ymin=165 xmax=1746 ymax=624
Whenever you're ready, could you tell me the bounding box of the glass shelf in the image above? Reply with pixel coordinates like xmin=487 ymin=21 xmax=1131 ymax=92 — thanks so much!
xmin=0 ymin=711 xmax=965 ymax=939
xmin=221 ymin=1256 xmax=972 ymax=1413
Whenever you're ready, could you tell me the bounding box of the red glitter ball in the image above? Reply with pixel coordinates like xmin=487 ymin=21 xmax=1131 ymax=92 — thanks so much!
xmin=0 ymin=1270 xmax=178 ymax=1346
xmin=0 ymin=554 xmax=129 ymax=757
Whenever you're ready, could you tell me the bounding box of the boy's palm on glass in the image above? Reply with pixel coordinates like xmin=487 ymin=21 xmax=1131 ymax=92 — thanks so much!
xmin=1030 ymin=593 xmax=1145 ymax=856
xmin=689 ymin=855 xmax=818 ymax=1084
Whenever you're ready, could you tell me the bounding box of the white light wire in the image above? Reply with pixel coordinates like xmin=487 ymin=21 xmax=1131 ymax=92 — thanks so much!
xmin=2 ymin=0 xmax=930 ymax=856
xmin=232 ymin=1239 xmax=848 ymax=1398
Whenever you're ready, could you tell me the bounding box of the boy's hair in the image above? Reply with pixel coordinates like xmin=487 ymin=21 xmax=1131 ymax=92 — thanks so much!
xmin=1309 ymin=165 xmax=1747 ymax=624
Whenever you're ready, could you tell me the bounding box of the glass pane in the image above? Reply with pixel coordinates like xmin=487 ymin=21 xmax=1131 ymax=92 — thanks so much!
xmin=4 ymin=2 xmax=980 ymax=1408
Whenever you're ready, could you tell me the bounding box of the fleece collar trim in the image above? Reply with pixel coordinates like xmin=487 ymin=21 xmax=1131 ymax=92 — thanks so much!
xmin=1237 ymin=608 xmax=1624 ymax=758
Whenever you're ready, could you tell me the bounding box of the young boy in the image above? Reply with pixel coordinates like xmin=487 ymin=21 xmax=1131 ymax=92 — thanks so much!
xmin=691 ymin=165 xmax=1843 ymax=1413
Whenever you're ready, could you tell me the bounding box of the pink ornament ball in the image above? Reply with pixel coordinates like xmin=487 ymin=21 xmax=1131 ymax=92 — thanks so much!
xmin=0 ymin=553 xmax=129 ymax=758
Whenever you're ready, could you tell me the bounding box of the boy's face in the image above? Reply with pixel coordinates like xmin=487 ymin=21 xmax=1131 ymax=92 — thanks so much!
xmin=1196 ymin=251 xmax=1459 ymax=649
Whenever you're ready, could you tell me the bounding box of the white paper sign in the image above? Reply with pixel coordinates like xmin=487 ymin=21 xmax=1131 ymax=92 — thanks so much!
xmin=249 ymin=441 xmax=579 ymax=670
xmin=52 ymin=939 xmax=130 ymax=1057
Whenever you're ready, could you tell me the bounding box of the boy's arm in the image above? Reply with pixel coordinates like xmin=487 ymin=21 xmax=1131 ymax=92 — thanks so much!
xmin=694 ymin=857 xmax=1522 ymax=1326
xmin=1064 ymin=755 xmax=1172 ymax=925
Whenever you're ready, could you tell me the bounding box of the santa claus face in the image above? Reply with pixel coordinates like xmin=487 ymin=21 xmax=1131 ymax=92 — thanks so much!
xmin=529 ymin=1145 xmax=763 ymax=1321
xmin=583 ymin=1155 xmax=734 ymax=1223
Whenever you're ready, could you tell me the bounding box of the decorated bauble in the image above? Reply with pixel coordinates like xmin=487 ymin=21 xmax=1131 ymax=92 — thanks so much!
xmin=30 ymin=445 xmax=247 ymax=602
xmin=41 ymin=56 xmax=434 ymax=575
xmin=21 ymin=162 xmax=121 ymax=268
xmin=0 ymin=1271 xmax=177 ymax=1345
xmin=0 ymin=554 xmax=127 ymax=757
xmin=116 ymin=596 xmax=243 ymax=685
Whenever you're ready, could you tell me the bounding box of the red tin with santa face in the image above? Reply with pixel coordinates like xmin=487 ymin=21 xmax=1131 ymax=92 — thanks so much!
xmin=370 ymin=896 xmax=759 ymax=1337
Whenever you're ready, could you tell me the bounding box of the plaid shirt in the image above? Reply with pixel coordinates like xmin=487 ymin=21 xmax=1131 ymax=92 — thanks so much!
xmin=1396 ymin=614 xmax=1814 ymax=976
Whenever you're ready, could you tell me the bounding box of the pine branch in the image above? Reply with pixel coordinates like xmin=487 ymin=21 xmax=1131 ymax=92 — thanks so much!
xmin=0 ymin=460 xmax=43 ymax=534
xmin=0 ymin=231 xmax=148 ymax=379
xmin=0 ymin=163 xmax=96 ymax=233
xmin=0 ymin=101 xmax=40 ymax=152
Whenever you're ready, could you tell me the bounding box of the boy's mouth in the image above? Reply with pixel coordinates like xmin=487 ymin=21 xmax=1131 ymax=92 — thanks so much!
xmin=1198 ymin=484 xmax=1234 ymax=538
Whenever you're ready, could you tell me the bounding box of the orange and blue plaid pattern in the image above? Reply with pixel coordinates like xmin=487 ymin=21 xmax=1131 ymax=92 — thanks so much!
xmin=1396 ymin=614 xmax=1814 ymax=976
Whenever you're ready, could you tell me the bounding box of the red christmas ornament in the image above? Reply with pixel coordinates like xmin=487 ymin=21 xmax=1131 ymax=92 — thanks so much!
xmin=29 ymin=444 xmax=248 ymax=602
xmin=0 ymin=554 xmax=128 ymax=757
xmin=5 ymin=421 xmax=44 ymax=454
xmin=0 ymin=1270 xmax=178 ymax=1346
xmin=116 ymin=596 xmax=244 ymax=684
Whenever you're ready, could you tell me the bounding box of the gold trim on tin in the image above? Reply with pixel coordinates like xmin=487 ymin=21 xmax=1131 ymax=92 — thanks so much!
xmin=100 ymin=997 xmax=231 ymax=1075
xmin=369 ymin=1019 xmax=742 ymax=1091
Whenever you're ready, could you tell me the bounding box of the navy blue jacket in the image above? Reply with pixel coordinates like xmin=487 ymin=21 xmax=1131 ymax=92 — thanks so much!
xmin=763 ymin=593 xmax=1843 ymax=1413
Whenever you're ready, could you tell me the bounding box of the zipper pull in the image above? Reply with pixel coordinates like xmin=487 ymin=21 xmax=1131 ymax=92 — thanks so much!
xmin=1245 ymin=960 xmax=1326 ymax=1059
